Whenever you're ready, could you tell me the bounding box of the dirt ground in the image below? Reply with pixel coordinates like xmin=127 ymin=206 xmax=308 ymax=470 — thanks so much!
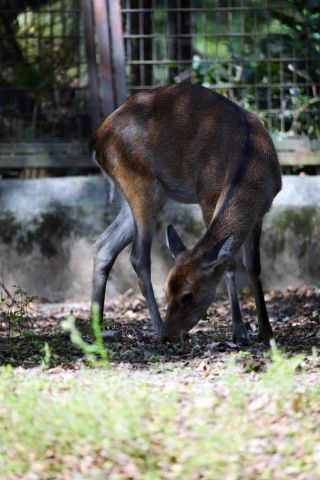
xmin=1 ymin=285 xmax=319 ymax=375
xmin=0 ymin=285 xmax=319 ymax=480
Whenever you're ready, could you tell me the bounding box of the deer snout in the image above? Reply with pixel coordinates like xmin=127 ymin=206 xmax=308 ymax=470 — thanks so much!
xmin=161 ymin=315 xmax=183 ymax=343
xmin=161 ymin=311 xmax=198 ymax=343
xmin=160 ymin=327 xmax=184 ymax=343
xmin=160 ymin=321 xmax=194 ymax=343
xmin=160 ymin=321 xmax=174 ymax=343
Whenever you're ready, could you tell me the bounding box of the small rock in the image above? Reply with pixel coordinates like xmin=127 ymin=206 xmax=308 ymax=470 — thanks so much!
xmin=207 ymin=342 xmax=223 ymax=351
xmin=207 ymin=341 xmax=240 ymax=352
xmin=225 ymin=341 xmax=240 ymax=350
xmin=248 ymin=322 xmax=257 ymax=332
xmin=102 ymin=330 xmax=120 ymax=342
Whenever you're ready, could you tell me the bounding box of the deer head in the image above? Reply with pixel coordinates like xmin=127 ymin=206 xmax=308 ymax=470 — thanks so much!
xmin=161 ymin=225 xmax=234 ymax=341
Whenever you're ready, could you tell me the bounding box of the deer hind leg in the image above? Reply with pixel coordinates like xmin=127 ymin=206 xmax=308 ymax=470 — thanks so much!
xmin=242 ymin=221 xmax=273 ymax=346
xmin=120 ymin=176 xmax=166 ymax=337
xmin=91 ymin=199 xmax=133 ymax=321
xmin=224 ymin=261 xmax=249 ymax=345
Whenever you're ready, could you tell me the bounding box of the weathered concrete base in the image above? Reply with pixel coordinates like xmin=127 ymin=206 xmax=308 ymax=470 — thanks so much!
xmin=0 ymin=176 xmax=319 ymax=301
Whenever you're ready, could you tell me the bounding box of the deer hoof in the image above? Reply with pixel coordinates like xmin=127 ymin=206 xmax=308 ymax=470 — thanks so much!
xmin=258 ymin=329 xmax=274 ymax=347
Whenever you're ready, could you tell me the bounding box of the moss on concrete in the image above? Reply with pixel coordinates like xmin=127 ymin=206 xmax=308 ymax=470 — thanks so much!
xmin=0 ymin=209 xmax=76 ymax=257
xmin=0 ymin=202 xmax=120 ymax=260
xmin=264 ymin=207 xmax=320 ymax=262
xmin=271 ymin=207 xmax=319 ymax=239
xmin=30 ymin=210 xmax=73 ymax=257
xmin=0 ymin=212 xmax=22 ymax=244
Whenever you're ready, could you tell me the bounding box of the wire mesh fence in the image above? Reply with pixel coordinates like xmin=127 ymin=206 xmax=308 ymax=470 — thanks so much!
xmin=122 ymin=0 xmax=320 ymax=135
xmin=0 ymin=0 xmax=90 ymax=140
xmin=0 ymin=0 xmax=319 ymax=141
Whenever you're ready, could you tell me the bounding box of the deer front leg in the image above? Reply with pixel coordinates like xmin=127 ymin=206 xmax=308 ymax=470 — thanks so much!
xmin=224 ymin=262 xmax=249 ymax=345
xmin=120 ymin=178 xmax=165 ymax=337
xmin=201 ymin=202 xmax=249 ymax=345
xmin=243 ymin=222 xmax=273 ymax=346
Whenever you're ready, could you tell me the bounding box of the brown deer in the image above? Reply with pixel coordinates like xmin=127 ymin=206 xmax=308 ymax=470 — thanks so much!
xmin=90 ymin=82 xmax=281 ymax=345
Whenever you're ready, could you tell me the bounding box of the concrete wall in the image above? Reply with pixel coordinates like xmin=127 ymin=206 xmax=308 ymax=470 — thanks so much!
xmin=0 ymin=176 xmax=319 ymax=301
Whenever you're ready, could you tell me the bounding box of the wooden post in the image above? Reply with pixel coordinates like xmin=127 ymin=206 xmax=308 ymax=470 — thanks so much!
xmin=108 ymin=0 xmax=128 ymax=105
xmin=83 ymin=0 xmax=127 ymax=121
xmin=92 ymin=0 xmax=116 ymax=116
xmin=81 ymin=0 xmax=100 ymax=130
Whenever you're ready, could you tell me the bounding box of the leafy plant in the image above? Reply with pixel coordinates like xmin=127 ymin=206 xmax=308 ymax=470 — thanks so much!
xmin=0 ymin=0 xmax=89 ymax=139
xmin=40 ymin=342 xmax=52 ymax=370
xmin=190 ymin=1 xmax=320 ymax=138
xmin=0 ymin=284 xmax=37 ymax=336
xmin=62 ymin=303 xmax=110 ymax=366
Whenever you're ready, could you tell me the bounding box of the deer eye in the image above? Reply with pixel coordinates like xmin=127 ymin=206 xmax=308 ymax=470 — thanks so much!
xmin=180 ymin=292 xmax=194 ymax=305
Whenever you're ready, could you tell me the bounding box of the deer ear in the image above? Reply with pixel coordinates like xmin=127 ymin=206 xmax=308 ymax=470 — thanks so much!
xmin=166 ymin=225 xmax=187 ymax=259
xmin=202 ymin=235 xmax=234 ymax=270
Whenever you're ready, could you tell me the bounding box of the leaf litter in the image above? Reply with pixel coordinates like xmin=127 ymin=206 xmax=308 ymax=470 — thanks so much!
xmin=0 ymin=285 xmax=318 ymax=378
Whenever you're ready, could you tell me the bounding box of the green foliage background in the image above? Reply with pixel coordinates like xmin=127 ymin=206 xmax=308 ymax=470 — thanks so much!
xmin=0 ymin=0 xmax=319 ymax=139
xmin=190 ymin=0 xmax=320 ymax=137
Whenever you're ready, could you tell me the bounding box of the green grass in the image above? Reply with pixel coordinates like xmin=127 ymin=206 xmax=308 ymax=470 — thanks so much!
xmin=0 ymin=348 xmax=320 ymax=479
